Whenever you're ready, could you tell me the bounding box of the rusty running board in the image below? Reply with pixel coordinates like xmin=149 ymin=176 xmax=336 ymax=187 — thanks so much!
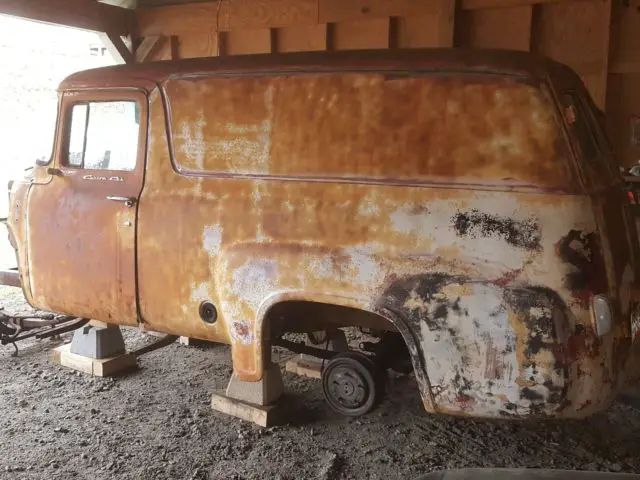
xmin=0 ymin=269 xmax=20 ymax=288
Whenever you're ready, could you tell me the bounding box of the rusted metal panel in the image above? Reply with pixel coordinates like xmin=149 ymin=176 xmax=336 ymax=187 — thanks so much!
xmin=12 ymin=49 xmax=640 ymax=419
xmin=164 ymin=73 xmax=574 ymax=190
xmin=20 ymin=90 xmax=148 ymax=325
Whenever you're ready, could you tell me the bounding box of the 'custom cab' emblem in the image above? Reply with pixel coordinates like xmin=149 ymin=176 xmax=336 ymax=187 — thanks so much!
xmin=82 ymin=175 xmax=124 ymax=182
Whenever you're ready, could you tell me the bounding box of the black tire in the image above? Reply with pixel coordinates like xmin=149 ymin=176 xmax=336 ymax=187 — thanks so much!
xmin=321 ymin=351 xmax=385 ymax=417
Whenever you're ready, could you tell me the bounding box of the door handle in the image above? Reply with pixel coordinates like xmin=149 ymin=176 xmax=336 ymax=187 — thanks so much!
xmin=106 ymin=196 xmax=136 ymax=207
xmin=47 ymin=167 xmax=64 ymax=177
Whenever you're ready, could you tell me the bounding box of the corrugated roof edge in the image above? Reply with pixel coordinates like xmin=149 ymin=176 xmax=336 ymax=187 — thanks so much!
xmin=59 ymin=48 xmax=568 ymax=92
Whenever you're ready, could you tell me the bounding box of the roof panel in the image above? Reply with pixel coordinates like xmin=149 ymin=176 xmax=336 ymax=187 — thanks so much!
xmin=59 ymin=48 xmax=565 ymax=92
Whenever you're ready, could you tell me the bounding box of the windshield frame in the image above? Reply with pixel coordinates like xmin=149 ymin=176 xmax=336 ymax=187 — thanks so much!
xmin=35 ymin=93 xmax=62 ymax=167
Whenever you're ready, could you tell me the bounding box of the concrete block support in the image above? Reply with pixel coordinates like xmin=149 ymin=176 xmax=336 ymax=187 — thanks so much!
xmin=70 ymin=325 xmax=126 ymax=359
xmin=225 ymin=362 xmax=284 ymax=406
xmin=53 ymin=325 xmax=136 ymax=377
xmin=211 ymin=361 xmax=286 ymax=426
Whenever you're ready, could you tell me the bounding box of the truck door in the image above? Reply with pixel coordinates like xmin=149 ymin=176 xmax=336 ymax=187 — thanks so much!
xmin=25 ymin=90 xmax=147 ymax=325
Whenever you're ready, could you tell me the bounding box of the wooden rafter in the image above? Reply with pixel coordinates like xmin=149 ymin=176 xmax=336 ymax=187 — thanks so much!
xmin=0 ymin=0 xmax=134 ymax=36
xmin=100 ymin=32 xmax=134 ymax=64
xmin=135 ymin=35 xmax=164 ymax=62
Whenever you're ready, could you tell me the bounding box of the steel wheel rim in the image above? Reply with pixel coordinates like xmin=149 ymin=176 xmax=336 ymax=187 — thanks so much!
xmin=327 ymin=366 xmax=369 ymax=409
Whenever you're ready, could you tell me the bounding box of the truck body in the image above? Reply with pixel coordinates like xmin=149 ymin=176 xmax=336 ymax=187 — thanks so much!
xmin=6 ymin=49 xmax=640 ymax=418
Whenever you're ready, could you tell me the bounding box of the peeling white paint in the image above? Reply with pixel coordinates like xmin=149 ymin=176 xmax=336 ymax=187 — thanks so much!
xmin=203 ymin=225 xmax=222 ymax=256
xmin=419 ymin=282 xmax=521 ymax=413
xmin=177 ymin=114 xmax=206 ymax=170
xmin=343 ymin=247 xmax=384 ymax=287
xmin=190 ymin=282 xmax=208 ymax=302
xmin=390 ymin=204 xmax=431 ymax=238
xmin=231 ymin=259 xmax=279 ymax=310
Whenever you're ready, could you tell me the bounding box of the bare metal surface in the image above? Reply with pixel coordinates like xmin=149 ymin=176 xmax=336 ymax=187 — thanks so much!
xmin=8 ymin=49 xmax=640 ymax=420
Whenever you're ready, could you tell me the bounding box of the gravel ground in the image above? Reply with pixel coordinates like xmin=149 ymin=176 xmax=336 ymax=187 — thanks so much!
xmin=1 ymin=288 xmax=640 ymax=480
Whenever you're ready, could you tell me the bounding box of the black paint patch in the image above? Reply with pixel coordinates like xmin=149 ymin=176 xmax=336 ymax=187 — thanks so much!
xmin=521 ymin=387 xmax=544 ymax=401
xmin=452 ymin=209 xmax=541 ymax=251
xmin=556 ymin=229 xmax=608 ymax=306
xmin=378 ymin=274 xmax=573 ymax=416
xmin=379 ymin=273 xmax=461 ymax=332
xmin=503 ymin=286 xmax=570 ymax=372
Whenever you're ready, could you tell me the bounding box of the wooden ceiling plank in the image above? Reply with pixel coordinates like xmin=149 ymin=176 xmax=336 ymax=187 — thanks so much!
xmin=0 ymin=0 xmax=134 ymax=35
xmin=137 ymin=0 xmax=318 ymax=37
xmin=461 ymin=0 xmax=597 ymax=10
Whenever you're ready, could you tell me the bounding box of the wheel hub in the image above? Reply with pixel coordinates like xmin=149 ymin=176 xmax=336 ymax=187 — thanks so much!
xmin=328 ymin=367 xmax=368 ymax=408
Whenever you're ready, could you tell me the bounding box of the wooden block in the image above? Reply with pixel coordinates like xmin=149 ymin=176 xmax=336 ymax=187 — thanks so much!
xmin=226 ymin=28 xmax=272 ymax=55
xmin=88 ymin=320 xmax=111 ymax=329
xmin=285 ymin=356 xmax=322 ymax=379
xmin=276 ymin=24 xmax=328 ymax=52
xmin=455 ymin=5 xmax=532 ymax=51
xmin=331 ymin=17 xmax=390 ymax=50
xmin=52 ymin=344 xmax=137 ymax=377
xmin=178 ymin=31 xmax=220 ymax=58
xmin=211 ymin=393 xmax=284 ymax=427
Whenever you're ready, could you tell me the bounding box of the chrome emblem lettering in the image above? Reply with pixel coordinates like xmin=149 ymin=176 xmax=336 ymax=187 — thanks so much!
xmin=82 ymin=175 xmax=124 ymax=182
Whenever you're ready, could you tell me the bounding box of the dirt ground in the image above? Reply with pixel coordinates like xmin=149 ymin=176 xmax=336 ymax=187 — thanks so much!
xmin=1 ymin=288 xmax=640 ymax=480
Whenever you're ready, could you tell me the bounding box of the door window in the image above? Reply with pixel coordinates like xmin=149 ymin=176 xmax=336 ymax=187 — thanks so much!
xmin=66 ymin=101 xmax=140 ymax=171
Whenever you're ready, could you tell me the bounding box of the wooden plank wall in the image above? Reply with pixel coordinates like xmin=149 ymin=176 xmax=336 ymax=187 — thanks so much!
xmin=135 ymin=0 xmax=640 ymax=167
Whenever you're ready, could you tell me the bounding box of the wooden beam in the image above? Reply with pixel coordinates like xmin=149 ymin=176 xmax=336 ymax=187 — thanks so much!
xmin=100 ymin=32 xmax=134 ymax=64
xmin=610 ymin=61 xmax=640 ymax=75
xmin=135 ymin=35 xmax=164 ymax=62
xmin=170 ymin=35 xmax=180 ymax=60
xmin=0 ymin=0 xmax=134 ymax=35
xmin=436 ymin=0 xmax=456 ymax=47
xmin=460 ymin=0 xmax=597 ymax=10
xmin=532 ymin=0 xmax=612 ymax=108
xmin=138 ymin=0 xmax=318 ymax=37
xmin=319 ymin=0 xmax=443 ymax=24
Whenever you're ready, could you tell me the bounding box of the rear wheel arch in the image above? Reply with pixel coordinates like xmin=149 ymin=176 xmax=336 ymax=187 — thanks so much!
xmin=254 ymin=291 xmax=434 ymax=410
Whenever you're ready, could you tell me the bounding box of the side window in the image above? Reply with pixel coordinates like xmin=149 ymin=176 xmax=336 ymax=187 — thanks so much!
xmin=65 ymin=101 xmax=140 ymax=171
xmin=561 ymin=93 xmax=602 ymax=162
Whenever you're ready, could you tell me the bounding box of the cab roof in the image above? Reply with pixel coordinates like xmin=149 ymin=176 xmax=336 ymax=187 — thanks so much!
xmin=59 ymin=48 xmax=572 ymax=92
